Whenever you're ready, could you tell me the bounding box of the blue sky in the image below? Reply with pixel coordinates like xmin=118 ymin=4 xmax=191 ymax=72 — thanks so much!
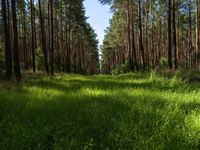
xmin=84 ymin=0 xmax=113 ymax=46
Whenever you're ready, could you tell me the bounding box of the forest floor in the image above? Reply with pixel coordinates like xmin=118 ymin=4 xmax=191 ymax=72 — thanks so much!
xmin=0 ymin=71 xmax=200 ymax=149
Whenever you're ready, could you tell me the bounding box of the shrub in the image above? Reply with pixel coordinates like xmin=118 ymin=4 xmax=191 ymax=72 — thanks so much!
xmin=111 ymin=63 xmax=129 ymax=75
xmin=36 ymin=48 xmax=44 ymax=71
xmin=160 ymin=57 xmax=168 ymax=69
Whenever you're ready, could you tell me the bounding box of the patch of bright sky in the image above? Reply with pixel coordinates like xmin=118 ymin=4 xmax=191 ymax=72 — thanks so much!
xmin=84 ymin=0 xmax=113 ymax=47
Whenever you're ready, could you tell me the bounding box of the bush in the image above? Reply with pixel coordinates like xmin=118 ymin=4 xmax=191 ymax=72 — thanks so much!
xmin=36 ymin=48 xmax=44 ymax=71
xmin=160 ymin=57 xmax=168 ymax=69
xmin=175 ymin=69 xmax=200 ymax=83
xmin=111 ymin=63 xmax=129 ymax=75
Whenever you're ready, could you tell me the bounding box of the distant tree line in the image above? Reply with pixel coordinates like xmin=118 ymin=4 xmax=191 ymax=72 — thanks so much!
xmin=0 ymin=0 xmax=100 ymax=81
xmin=100 ymin=0 xmax=200 ymax=74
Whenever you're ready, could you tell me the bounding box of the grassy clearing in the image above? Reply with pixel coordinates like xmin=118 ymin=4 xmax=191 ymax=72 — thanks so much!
xmin=0 ymin=72 xmax=200 ymax=149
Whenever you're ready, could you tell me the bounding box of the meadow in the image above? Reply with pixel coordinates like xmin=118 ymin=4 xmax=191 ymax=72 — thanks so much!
xmin=0 ymin=71 xmax=200 ymax=149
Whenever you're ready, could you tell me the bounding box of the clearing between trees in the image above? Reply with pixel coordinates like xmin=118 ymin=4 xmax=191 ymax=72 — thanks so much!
xmin=0 ymin=72 xmax=200 ymax=149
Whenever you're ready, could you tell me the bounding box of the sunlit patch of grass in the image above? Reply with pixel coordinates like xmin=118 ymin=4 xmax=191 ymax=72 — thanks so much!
xmin=0 ymin=72 xmax=200 ymax=149
xmin=80 ymin=88 xmax=109 ymax=97
xmin=185 ymin=111 xmax=200 ymax=131
xmin=24 ymin=86 xmax=64 ymax=96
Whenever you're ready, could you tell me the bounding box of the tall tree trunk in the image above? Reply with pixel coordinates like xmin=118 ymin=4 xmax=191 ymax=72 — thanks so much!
xmin=173 ymin=0 xmax=177 ymax=69
xmin=145 ymin=0 xmax=149 ymax=69
xmin=168 ymin=0 xmax=173 ymax=69
xmin=39 ymin=0 xmax=49 ymax=74
xmin=50 ymin=0 xmax=54 ymax=75
xmin=196 ymin=0 xmax=199 ymax=68
xmin=138 ymin=0 xmax=145 ymax=70
xmin=66 ymin=0 xmax=71 ymax=73
xmin=131 ymin=0 xmax=138 ymax=71
xmin=189 ymin=0 xmax=192 ymax=68
xmin=2 ymin=0 xmax=12 ymax=78
xmin=30 ymin=0 xmax=36 ymax=72
xmin=22 ymin=1 xmax=28 ymax=71
xmin=11 ymin=0 xmax=21 ymax=81
xmin=177 ymin=2 xmax=180 ymax=63
xmin=127 ymin=0 xmax=133 ymax=71
xmin=150 ymin=0 xmax=153 ymax=68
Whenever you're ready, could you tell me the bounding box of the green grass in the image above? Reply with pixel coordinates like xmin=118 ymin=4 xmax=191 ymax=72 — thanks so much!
xmin=0 ymin=72 xmax=200 ymax=149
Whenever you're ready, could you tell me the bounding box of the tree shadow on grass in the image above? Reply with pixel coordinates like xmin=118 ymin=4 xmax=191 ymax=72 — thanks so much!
xmin=0 ymin=89 xmax=130 ymax=149
xmin=0 ymin=80 xmax=199 ymax=149
xmin=28 ymin=77 xmax=188 ymax=96
xmin=180 ymin=101 xmax=200 ymax=115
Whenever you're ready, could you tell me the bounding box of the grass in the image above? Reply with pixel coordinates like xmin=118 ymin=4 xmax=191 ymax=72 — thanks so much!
xmin=0 ymin=72 xmax=200 ymax=149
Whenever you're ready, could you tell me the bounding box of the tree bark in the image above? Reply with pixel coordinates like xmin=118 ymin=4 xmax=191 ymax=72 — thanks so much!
xmin=66 ymin=0 xmax=71 ymax=73
xmin=127 ymin=0 xmax=133 ymax=71
xmin=50 ymin=0 xmax=54 ymax=75
xmin=30 ymin=0 xmax=36 ymax=72
xmin=196 ymin=0 xmax=199 ymax=68
xmin=189 ymin=0 xmax=192 ymax=68
xmin=39 ymin=0 xmax=49 ymax=74
xmin=131 ymin=0 xmax=138 ymax=71
xmin=173 ymin=0 xmax=177 ymax=69
xmin=168 ymin=0 xmax=173 ymax=69
xmin=11 ymin=0 xmax=21 ymax=81
xmin=2 ymin=0 xmax=12 ymax=78
xmin=138 ymin=0 xmax=145 ymax=70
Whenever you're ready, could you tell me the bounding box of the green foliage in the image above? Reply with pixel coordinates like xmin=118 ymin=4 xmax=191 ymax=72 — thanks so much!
xmin=0 ymin=43 xmax=4 ymax=74
xmin=149 ymin=70 xmax=159 ymax=82
xmin=0 ymin=73 xmax=200 ymax=149
xmin=35 ymin=48 xmax=44 ymax=71
xmin=111 ymin=63 xmax=129 ymax=75
xmin=175 ymin=69 xmax=200 ymax=80
xmin=160 ymin=57 xmax=168 ymax=68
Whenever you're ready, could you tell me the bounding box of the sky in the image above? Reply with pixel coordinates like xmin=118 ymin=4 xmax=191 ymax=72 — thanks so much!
xmin=84 ymin=0 xmax=113 ymax=46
